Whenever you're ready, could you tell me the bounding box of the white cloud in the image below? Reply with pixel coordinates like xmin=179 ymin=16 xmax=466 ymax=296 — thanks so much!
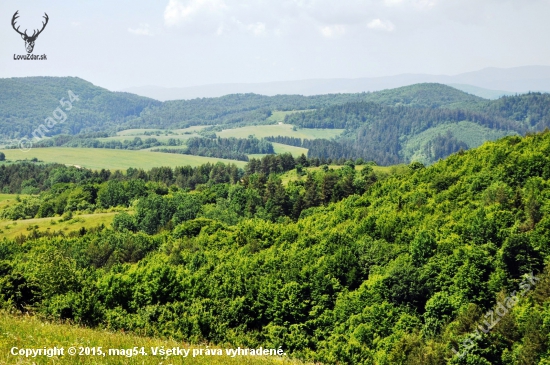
xmin=415 ymin=0 xmax=437 ymax=9
xmin=384 ymin=0 xmax=437 ymax=8
xmin=246 ymin=22 xmax=266 ymax=36
xmin=128 ymin=23 xmax=153 ymax=36
xmin=164 ymin=0 xmax=227 ymax=26
xmin=367 ymin=19 xmax=395 ymax=32
xmin=319 ymin=24 xmax=347 ymax=38
xmin=384 ymin=0 xmax=404 ymax=6
xmin=162 ymin=0 xmax=407 ymax=36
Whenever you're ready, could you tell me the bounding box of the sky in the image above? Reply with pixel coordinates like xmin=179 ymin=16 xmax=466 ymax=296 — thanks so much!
xmin=0 ymin=0 xmax=549 ymax=91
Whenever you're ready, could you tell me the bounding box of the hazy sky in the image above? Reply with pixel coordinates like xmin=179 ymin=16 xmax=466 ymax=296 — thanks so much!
xmin=0 ymin=0 xmax=549 ymax=90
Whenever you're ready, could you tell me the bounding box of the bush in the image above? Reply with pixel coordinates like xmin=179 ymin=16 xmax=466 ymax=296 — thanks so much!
xmin=112 ymin=212 xmax=137 ymax=232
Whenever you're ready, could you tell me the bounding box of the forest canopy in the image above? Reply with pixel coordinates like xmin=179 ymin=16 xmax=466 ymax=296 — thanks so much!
xmin=2 ymin=131 xmax=550 ymax=364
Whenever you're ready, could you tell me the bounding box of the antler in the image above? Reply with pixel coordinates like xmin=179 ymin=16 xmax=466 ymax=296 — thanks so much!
xmin=32 ymin=13 xmax=49 ymax=38
xmin=11 ymin=11 xmax=27 ymax=37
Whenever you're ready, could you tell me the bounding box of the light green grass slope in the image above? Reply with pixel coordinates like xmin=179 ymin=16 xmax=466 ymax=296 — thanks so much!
xmin=0 ymin=148 xmax=247 ymax=171
xmin=216 ymin=124 xmax=344 ymax=140
xmin=0 ymin=313 xmax=305 ymax=365
xmin=401 ymin=121 xmax=517 ymax=164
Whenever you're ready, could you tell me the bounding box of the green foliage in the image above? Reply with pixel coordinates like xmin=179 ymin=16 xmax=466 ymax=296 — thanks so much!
xmin=3 ymin=131 xmax=550 ymax=364
xmin=0 ymin=77 xmax=160 ymax=139
xmin=111 ymin=211 xmax=136 ymax=232
xmin=153 ymin=136 xmax=274 ymax=161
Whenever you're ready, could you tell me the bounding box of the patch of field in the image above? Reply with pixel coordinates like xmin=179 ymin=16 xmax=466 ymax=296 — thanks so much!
xmin=0 ymin=312 xmax=306 ymax=365
xmin=99 ymin=127 xmax=209 ymax=143
xmin=272 ymin=143 xmax=308 ymax=157
xmin=0 ymin=148 xmax=247 ymax=170
xmin=0 ymin=212 xmax=118 ymax=239
xmin=0 ymin=194 xmax=29 ymax=210
xmin=281 ymin=164 xmax=408 ymax=185
xmin=216 ymin=124 xmax=344 ymax=140
xmin=247 ymin=144 xmax=308 ymax=160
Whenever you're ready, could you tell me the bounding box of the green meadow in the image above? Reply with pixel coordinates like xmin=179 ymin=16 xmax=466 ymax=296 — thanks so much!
xmin=0 ymin=312 xmax=306 ymax=365
xmin=272 ymin=143 xmax=308 ymax=156
xmin=400 ymin=121 xmax=518 ymax=164
xmin=97 ymin=127 xmax=208 ymax=143
xmin=280 ymin=163 xmax=408 ymax=185
xmin=216 ymin=124 xmax=344 ymax=140
xmin=0 ymin=148 xmax=247 ymax=170
xmin=0 ymin=210 xmax=119 ymax=239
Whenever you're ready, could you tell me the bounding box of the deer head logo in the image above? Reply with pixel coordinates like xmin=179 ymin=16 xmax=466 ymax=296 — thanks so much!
xmin=12 ymin=11 xmax=49 ymax=54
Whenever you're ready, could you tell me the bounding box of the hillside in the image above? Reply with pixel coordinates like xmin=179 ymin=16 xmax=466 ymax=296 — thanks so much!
xmin=285 ymin=92 xmax=550 ymax=165
xmin=0 ymin=77 xmax=160 ymax=141
xmin=2 ymin=132 xmax=550 ymax=364
xmin=354 ymin=83 xmax=485 ymax=109
xmin=4 ymin=77 xmax=550 ymax=166
xmin=126 ymin=83 xmax=483 ymax=130
xmin=0 ymin=313 xmax=303 ymax=365
xmin=0 ymin=77 xmax=485 ymax=141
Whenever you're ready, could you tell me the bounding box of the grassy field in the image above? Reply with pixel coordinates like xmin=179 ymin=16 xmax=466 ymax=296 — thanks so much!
xmin=272 ymin=143 xmax=308 ymax=157
xmin=281 ymin=164 xmax=409 ymax=185
xmin=0 ymin=211 xmax=119 ymax=239
xmin=0 ymin=148 xmax=247 ymax=171
xmin=98 ymin=127 xmax=207 ymax=143
xmin=401 ymin=121 xmax=517 ymax=164
xmin=247 ymin=143 xmax=308 ymax=159
xmin=0 ymin=194 xmax=27 ymax=210
xmin=0 ymin=313 xmax=307 ymax=365
xmin=216 ymin=124 xmax=344 ymax=140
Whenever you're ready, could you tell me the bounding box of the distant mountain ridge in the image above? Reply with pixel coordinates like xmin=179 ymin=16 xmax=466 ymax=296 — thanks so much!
xmin=2 ymin=76 xmax=550 ymax=166
xmin=0 ymin=78 xmax=483 ymax=144
xmin=121 ymin=66 xmax=550 ymax=101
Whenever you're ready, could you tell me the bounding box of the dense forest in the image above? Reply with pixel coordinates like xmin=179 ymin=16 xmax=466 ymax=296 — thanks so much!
xmin=152 ymin=136 xmax=274 ymax=161
xmin=2 ymin=131 xmax=550 ymax=364
xmin=282 ymin=94 xmax=550 ymax=165
xmin=0 ymin=77 xmax=160 ymax=139
xmin=126 ymin=83 xmax=485 ymax=129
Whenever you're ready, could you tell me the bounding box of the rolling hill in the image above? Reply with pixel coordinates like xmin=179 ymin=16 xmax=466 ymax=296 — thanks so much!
xmin=0 ymin=77 xmax=485 ymax=144
xmin=0 ymin=77 xmax=160 ymax=141
xmin=3 ymin=130 xmax=550 ymax=364
xmin=3 ymin=76 xmax=550 ymax=166
xmin=284 ymin=91 xmax=550 ymax=164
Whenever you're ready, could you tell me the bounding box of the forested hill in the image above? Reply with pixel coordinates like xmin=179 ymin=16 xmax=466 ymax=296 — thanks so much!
xmin=286 ymin=92 xmax=550 ymax=165
xmin=0 ymin=77 xmax=485 ymax=141
xmin=0 ymin=77 xmax=160 ymax=139
xmin=3 ymin=131 xmax=550 ymax=364
xmin=4 ymin=76 xmax=550 ymax=166
xmin=128 ymin=83 xmax=486 ymax=129
xmin=349 ymin=82 xmax=485 ymax=109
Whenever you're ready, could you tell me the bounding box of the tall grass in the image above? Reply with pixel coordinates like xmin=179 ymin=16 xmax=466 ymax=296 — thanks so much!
xmin=0 ymin=313 xmax=309 ymax=365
